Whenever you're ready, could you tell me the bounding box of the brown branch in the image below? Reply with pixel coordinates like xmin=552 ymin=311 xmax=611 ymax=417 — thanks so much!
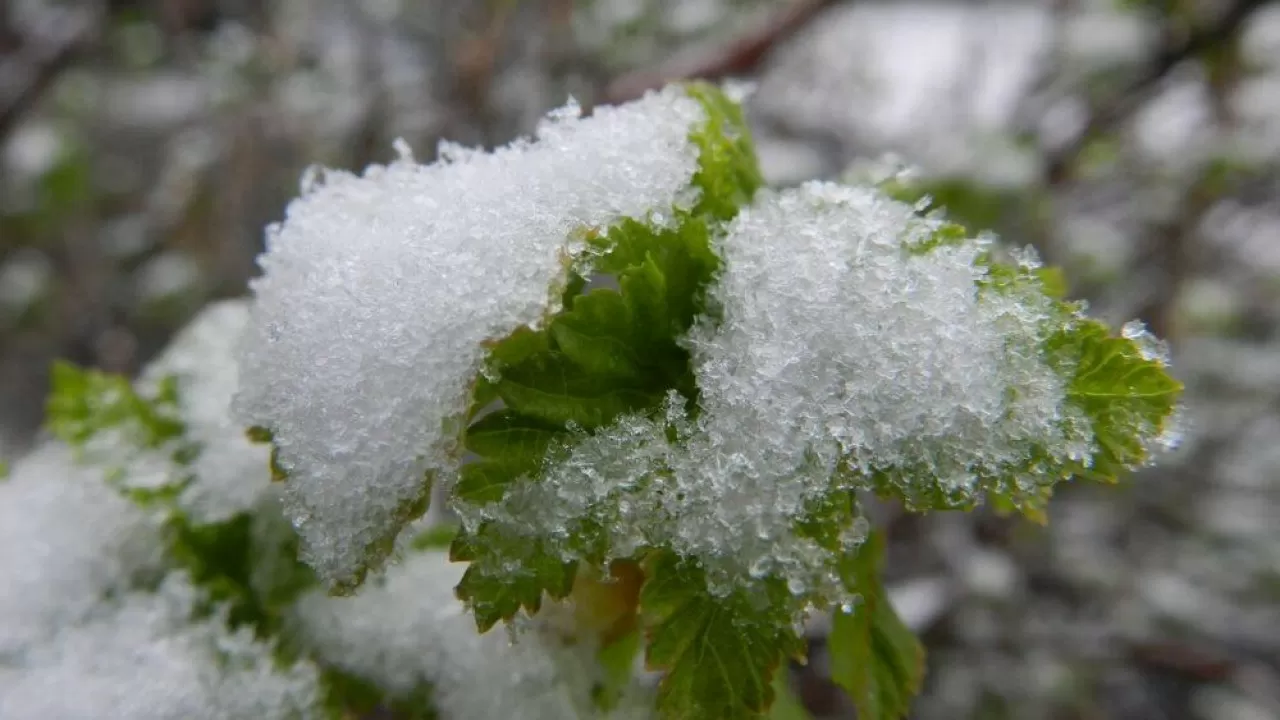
xmin=0 ymin=4 xmax=101 ymax=143
xmin=1043 ymin=0 xmax=1271 ymax=183
xmin=604 ymin=0 xmax=843 ymax=104
xmin=1129 ymin=640 xmax=1236 ymax=683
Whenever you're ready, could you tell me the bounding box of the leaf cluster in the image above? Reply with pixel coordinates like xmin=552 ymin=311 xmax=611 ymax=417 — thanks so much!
xmin=444 ymin=86 xmax=1183 ymax=719
xmin=450 ymin=83 xmax=751 ymax=631
xmin=40 ymin=82 xmax=1184 ymax=720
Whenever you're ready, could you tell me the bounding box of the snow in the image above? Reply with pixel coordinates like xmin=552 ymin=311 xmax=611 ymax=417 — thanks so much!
xmin=235 ymin=86 xmax=707 ymax=588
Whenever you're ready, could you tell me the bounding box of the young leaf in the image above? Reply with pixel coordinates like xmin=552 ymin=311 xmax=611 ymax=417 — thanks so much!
xmin=1052 ymin=319 xmax=1183 ymax=480
xmin=572 ymin=560 xmax=645 ymax=647
xmin=593 ymin=629 xmax=643 ymax=712
xmin=767 ymin=668 xmax=814 ymax=720
xmin=830 ymin=533 xmax=924 ymax=720
xmin=47 ymin=361 xmax=187 ymax=453
xmin=641 ymin=552 xmax=804 ymax=719
xmin=495 ymin=355 xmax=664 ymax=430
xmin=684 ymin=82 xmax=765 ymax=221
xmin=451 ymin=526 xmax=577 ymax=632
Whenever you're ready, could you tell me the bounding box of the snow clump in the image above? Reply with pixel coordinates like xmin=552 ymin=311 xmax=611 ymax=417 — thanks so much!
xmin=235 ymin=87 xmax=709 ymax=588
xmin=0 ymin=574 xmax=322 ymax=720
xmin=293 ymin=550 xmax=652 ymax=720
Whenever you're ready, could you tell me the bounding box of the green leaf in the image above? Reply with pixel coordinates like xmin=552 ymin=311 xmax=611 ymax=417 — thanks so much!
xmin=1052 ymin=319 xmax=1183 ymax=480
xmin=245 ymin=425 xmax=274 ymax=444
xmin=550 ymin=291 xmax=645 ymax=381
xmin=1035 ymin=266 xmax=1069 ymax=299
xmin=320 ymin=667 xmax=437 ymax=720
xmin=830 ymin=533 xmax=925 ymax=720
xmin=865 ymin=242 xmax=1182 ymax=519
xmin=684 ymin=82 xmax=765 ymax=221
xmin=410 ymin=523 xmax=461 ymax=551
xmin=461 ymin=410 xmax=559 ymax=471
xmin=495 ymin=353 xmax=663 ymax=430
xmin=451 ymin=526 xmax=577 ymax=632
xmin=642 ymin=552 xmax=804 ymax=719
xmin=330 ymin=479 xmax=434 ymax=596
xmin=767 ymin=668 xmax=813 ymax=720
xmin=593 ymin=629 xmax=643 ymax=712
xmin=454 ymin=460 xmax=527 ymax=506
xmin=47 ymin=361 xmax=187 ymax=452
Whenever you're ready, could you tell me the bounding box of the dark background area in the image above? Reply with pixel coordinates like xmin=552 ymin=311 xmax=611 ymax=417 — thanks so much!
xmin=2 ymin=1 xmax=1278 ymax=718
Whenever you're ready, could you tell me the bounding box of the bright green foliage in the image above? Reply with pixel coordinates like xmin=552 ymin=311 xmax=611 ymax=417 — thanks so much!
xmin=47 ymin=360 xmax=188 ymax=456
xmin=451 ymin=83 xmax=759 ymax=631
xmin=683 ymin=83 xmax=765 ymax=222
xmin=830 ymin=534 xmax=924 ymax=720
xmin=641 ymin=552 xmax=805 ymax=720
xmin=1052 ymin=319 xmax=1184 ymax=481
xmin=46 ymin=365 xmax=437 ymax=716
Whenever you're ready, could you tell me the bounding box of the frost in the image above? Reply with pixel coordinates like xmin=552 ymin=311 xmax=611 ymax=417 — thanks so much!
xmin=0 ymin=444 xmax=320 ymax=719
xmin=0 ymin=442 xmax=164 ymax=660
xmin=461 ymin=181 xmax=1091 ymax=603
xmin=688 ymin=182 xmax=1079 ymax=493
xmin=1120 ymin=319 xmax=1171 ymax=366
xmin=292 ymin=550 xmax=652 ymax=720
xmin=0 ymin=574 xmax=322 ymax=720
xmin=235 ymin=86 xmax=707 ymax=588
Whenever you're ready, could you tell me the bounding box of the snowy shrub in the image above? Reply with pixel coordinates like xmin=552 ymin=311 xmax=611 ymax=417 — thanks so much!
xmin=2 ymin=83 xmax=1181 ymax=719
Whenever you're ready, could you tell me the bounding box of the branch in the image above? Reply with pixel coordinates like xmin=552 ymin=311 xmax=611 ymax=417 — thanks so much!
xmin=1042 ymin=0 xmax=1270 ymax=183
xmin=0 ymin=4 xmax=100 ymax=143
xmin=604 ymin=0 xmax=843 ymax=104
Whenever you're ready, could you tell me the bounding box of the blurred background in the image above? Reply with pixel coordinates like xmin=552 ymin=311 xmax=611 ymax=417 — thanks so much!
xmin=1 ymin=0 xmax=1278 ymax=718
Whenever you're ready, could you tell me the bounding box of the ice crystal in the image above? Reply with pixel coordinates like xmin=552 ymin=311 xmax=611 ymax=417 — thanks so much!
xmin=141 ymin=299 xmax=271 ymax=522
xmin=293 ymin=551 xmax=651 ymax=720
xmin=0 ymin=574 xmax=322 ymax=720
xmin=0 ymin=443 xmax=320 ymax=719
xmin=235 ymin=86 xmax=707 ymax=588
xmin=0 ymin=442 xmax=163 ymax=660
xmin=461 ymin=181 xmax=1092 ymax=602
xmin=689 ymin=182 xmax=1080 ymax=495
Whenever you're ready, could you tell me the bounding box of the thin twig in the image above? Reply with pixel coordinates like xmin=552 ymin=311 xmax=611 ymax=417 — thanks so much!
xmin=604 ymin=0 xmax=843 ymax=104
xmin=1043 ymin=0 xmax=1271 ymax=183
